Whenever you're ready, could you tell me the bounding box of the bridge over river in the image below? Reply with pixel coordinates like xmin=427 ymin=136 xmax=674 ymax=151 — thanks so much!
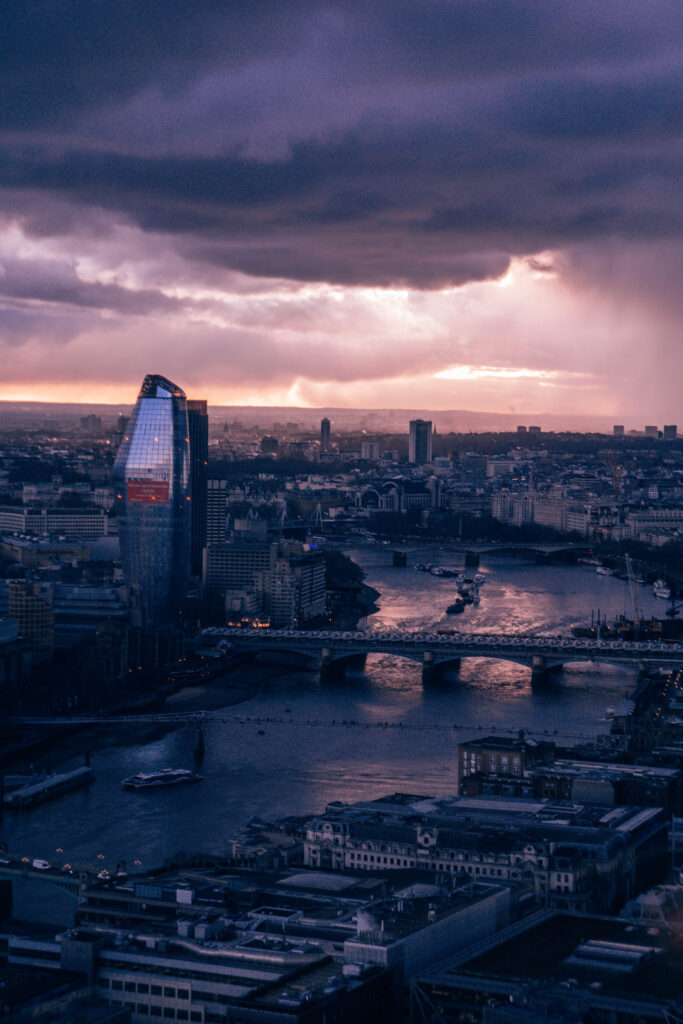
xmin=206 ymin=628 xmax=683 ymax=683
xmin=0 ymin=859 xmax=88 ymax=897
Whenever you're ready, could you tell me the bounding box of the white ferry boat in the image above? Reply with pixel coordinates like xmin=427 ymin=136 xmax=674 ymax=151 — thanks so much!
xmin=122 ymin=768 xmax=203 ymax=791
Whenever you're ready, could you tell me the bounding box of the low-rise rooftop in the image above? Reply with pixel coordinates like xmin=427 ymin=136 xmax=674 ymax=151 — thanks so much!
xmin=451 ymin=914 xmax=683 ymax=1002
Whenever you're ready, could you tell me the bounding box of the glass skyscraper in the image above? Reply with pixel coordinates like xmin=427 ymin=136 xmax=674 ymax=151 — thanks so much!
xmin=113 ymin=374 xmax=191 ymax=625
xmin=187 ymin=399 xmax=208 ymax=578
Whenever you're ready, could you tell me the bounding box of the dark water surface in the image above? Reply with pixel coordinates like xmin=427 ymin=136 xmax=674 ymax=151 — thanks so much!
xmin=2 ymin=547 xmax=662 ymax=920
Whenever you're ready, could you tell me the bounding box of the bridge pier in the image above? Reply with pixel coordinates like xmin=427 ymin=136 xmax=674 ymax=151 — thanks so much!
xmin=320 ymin=651 xmax=367 ymax=681
xmin=531 ymin=655 xmax=550 ymax=685
xmin=422 ymin=665 xmax=443 ymax=685
xmin=530 ymin=656 xmax=563 ymax=685
xmin=320 ymin=649 xmax=346 ymax=683
xmin=422 ymin=651 xmax=449 ymax=685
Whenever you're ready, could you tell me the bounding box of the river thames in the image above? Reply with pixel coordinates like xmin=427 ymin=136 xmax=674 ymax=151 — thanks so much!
xmin=1 ymin=547 xmax=665 ymax=921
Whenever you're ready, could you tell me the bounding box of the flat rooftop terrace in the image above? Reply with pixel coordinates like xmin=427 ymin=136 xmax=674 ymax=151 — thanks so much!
xmin=455 ymin=914 xmax=683 ymax=1003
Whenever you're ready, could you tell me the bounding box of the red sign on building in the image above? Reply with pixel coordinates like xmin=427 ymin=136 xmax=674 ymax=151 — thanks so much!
xmin=127 ymin=479 xmax=170 ymax=504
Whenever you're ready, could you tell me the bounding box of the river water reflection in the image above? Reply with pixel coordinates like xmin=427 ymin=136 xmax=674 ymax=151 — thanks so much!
xmin=2 ymin=546 xmax=662 ymax=919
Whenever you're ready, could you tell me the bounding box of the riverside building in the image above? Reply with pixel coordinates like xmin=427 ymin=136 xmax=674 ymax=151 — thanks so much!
xmin=203 ymin=521 xmax=326 ymax=627
xmin=302 ymin=794 xmax=668 ymax=914
xmin=3 ymin=864 xmax=512 ymax=1023
xmin=113 ymin=374 xmax=191 ymax=626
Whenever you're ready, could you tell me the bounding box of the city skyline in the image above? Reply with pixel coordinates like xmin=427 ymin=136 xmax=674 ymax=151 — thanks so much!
xmin=1 ymin=4 xmax=682 ymax=417
xmin=2 ymin=5 xmax=683 ymax=1006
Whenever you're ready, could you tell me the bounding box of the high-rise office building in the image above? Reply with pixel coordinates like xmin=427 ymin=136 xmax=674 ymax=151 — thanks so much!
xmin=361 ymin=441 xmax=380 ymax=461
xmin=80 ymin=413 xmax=103 ymax=434
xmin=206 ymin=478 xmax=228 ymax=544
xmin=644 ymin=425 xmax=658 ymax=438
xmin=663 ymin=424 xmax=677 ymax=441
xmin=320 ymin=417 xmax=331 ymax=452
xmin=613 ymin=424 xmax=625 ymax=437
xmin=261 ymin=435 xmax=279 ymax=454
xmin=8 ymin=580 xmax=54 ymax=664
xmin=187 ymin=399 xmax=208 ymax=577
xmin=408 ymin=419 xmax=432 ymax=464
xmin=113 ymin=374 xmax=190 ymax=625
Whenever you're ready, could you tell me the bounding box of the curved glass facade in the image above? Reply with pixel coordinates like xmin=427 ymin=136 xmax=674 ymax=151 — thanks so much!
xmin=113 ymin=375 xmax=190 ymax=625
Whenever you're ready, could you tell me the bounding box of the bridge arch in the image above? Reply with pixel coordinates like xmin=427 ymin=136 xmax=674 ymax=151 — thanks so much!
xmin=251 ymin=645 xmax=321 ymax=666
xmin=359 ymin=486 xmax=382 ymax=509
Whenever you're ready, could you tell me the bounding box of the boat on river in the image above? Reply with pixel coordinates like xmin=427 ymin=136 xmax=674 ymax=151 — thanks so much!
xmin=653 ymin=579 xmax=671 ymax=599
xmin=122 ymin=768 xmax=203 ymax=791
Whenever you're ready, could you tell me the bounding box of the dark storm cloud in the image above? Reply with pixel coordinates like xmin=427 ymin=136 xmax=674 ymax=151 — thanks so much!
xmin=1 ymin=1 xmax=682 ymax=288
xmin=0 ymin=304 xmax=93 ymax=346
xmin=0 ymin=1 xmax=314 ymax=130
xmin=4 ymin=1 xmax=678 ymax=125
xmin=0 ymin=255 xmax=181 ymax=315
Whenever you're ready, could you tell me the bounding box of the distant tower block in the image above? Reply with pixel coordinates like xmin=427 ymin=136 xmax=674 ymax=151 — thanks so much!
xmin=644 ymin=425 xmax=658 ymax=438
xmin=613 ymin=424 xmax=625 ymax=437
xmin=663 ymin=424 xmax=677 ymax=441
xmin=206 ymin=478 xmax=228 ymax=544
xmin=409 ymin=419 xmax=432 ymax=464
xmin=320 ymin=417 xmax=331 ymax=452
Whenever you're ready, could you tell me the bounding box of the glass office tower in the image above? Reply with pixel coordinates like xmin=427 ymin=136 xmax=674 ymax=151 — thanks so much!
xmin=113 ymin=374 xmax=191 ymax=625
xmin=187 ymin=399 xmax=208 ymax=578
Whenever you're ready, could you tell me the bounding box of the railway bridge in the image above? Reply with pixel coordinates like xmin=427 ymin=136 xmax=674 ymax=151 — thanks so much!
xmin=206 ymin=628 xmax=683 ymax=684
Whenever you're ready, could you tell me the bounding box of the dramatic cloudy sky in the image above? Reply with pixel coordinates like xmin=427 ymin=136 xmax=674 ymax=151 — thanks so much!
xmin=1 ymin=1 xmax=682 ymax=420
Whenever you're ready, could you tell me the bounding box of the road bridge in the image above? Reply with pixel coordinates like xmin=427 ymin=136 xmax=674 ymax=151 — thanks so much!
xmin=202 ymin=628 xmax=683 ymax=683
